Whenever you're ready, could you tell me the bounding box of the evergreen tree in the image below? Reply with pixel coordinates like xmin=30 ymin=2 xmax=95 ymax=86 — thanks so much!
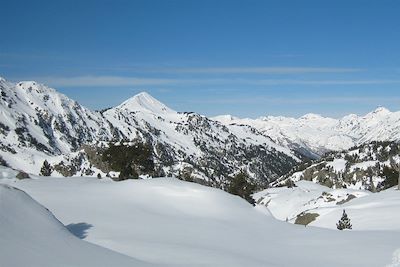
xmin=102 ymin=143 xmax=154 ymax=180
xmin=336 ymin=209 xmax=352 ymax=230
xmin=39 ymin=160 xmax=52 ymax=176
xmin=227 ymin=171 xmax=256 ymax=206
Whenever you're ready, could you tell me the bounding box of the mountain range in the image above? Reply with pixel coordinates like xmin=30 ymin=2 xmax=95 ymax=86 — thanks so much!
xmin=1 ymin=76 xmax=399 ymax=187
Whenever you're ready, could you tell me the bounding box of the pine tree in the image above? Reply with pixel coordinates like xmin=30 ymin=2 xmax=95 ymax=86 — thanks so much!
xmin=227 ymin=171 xmax=256 ymax=206
xmin=336 ymin=209 xmax=352 ymax=230
xmin=39 ymin=160 xmax=52 ymax=176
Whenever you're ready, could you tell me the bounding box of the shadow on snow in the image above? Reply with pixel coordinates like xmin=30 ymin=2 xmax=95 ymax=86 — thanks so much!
xmin=66 ymin=222 xmax=93 ymax=239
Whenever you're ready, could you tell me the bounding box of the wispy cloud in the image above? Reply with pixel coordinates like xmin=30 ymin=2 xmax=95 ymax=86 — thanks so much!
xmin=160 ymin=67 xmax=363 ymax=74
xmin=191 ymin=96 xmax=400 ymax=105
xmin=38 ymin=75 xmax=400 ymax=87
xmin=40 ymin=76 xmax=182 ymax=87
xmin=103 ymin=66 xmax=363 ymax=74
xmin=248 ymin=79 xmax=400 ymax=85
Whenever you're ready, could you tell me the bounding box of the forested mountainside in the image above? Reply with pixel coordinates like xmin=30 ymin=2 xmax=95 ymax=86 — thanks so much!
xmin=273 ymin=141 xmax=400 ymax=192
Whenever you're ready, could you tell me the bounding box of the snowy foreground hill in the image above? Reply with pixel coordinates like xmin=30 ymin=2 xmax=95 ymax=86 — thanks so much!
xmin=1 ymin=167 xmax=400 ymax=267
xmin=255 ymin=180 xmax=400 ymax=231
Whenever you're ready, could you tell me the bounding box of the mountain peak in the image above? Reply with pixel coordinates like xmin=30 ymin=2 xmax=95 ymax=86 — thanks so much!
xmin=212 ymin=114 xmax=239 ymax=123
xmin=15 ymin=80 xmax=59 ymax=96
xmin=365 ymin=107 xmax=391 ymax=118
xmin=17 ymin=80 xmax=38 ymax=88
xmin=299 ymin=113 xmax=324 ymax=120
xmin=373 ymin=106 xmax=390 ymax=114
xmin=118 ymin=91 xmax=175 ymax=114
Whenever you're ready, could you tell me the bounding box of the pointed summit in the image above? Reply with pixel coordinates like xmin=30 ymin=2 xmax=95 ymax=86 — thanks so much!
xmin=365 ymin=106 xmax=391 ymax=118
xmin=118 ymin=91 xmax=175 ymax=114
xmin=373 ymin=106 xmax=390 ymax=114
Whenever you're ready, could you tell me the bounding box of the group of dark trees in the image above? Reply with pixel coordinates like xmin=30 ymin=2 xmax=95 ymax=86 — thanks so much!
xmin=227 ymin=171 xmax=257 ymax=206
xmin=102 ymin=143 xmax=155 ymax=180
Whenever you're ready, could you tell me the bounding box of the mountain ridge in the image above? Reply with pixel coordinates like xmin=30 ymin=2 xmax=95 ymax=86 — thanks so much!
xmin=214 ymin=106 xmax=400 ymax=156
xmin=0 ymin=77 xmax=299 ymax=186
xmin=1 ymin=76 xmax=399 ymax=188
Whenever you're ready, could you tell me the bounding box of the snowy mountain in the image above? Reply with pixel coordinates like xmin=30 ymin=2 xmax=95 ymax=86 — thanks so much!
xmin=0 ymin=78 xmax=117 ymax=173
xmin=100 ymin=91 xmax=300 ymax=185
xmin=0 ymin=77 xmax=299 ymax=185
xmin=1 ymin=76 xmax=400 ymax=187
xmin=272 ymin=141 xmax=400 ymax=191
xmin=214 ymin=107 xmax=400 ymax=157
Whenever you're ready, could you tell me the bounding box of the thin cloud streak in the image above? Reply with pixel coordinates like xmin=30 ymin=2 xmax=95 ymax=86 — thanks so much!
xmin=102 ymin=66 xmax=363 ymax=74
xmin=190 ymin=96 xmax=400 ymax=105
xmin=38 ymin=75 xmax=400 ymax=87
xmin=251 ymin=79 xmax=400 ymax=85
xmin=163 ymin=67 xmax=363 ymax=74
xmin=40 ymin=76 xmax=182 ymax=87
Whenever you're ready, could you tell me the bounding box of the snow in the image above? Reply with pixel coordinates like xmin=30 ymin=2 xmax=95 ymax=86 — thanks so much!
xmin=254 ymin=181 xmax=369 ymax=222
xmin=0 ymin=78 xmax=113 ymax=173
xmin=350 ymin=160 xmax=378 ymax=171
xmin=1 ymin=77 xmax=299 ymax=179
xmin=2 ymin=75 xmax=400 ymax=181
xmin=326 ymin=158 xmax=347 ymax=172
xmin=214 ymin=107 xmax=400 ymax=155
xmin=1 ymin=169 xmax=399 ymax=267
xmin=256 ymin=180 xmax=400 ymax=231
xmin=0 ymin=183 xmax=154 ymax=267
xmin=118 ymin=91 xmax=176 ymax=114
xmin=311 ymin=187 xmax=400 ymax=231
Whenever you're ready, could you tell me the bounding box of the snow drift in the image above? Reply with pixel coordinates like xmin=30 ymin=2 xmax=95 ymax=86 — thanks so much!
xmin=0 ymin=183 xmax=156 ymax=267
xmin=3 ymin=172 xmax=399 ymax=267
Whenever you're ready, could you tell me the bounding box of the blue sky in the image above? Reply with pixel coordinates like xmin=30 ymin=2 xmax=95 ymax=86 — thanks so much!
xmin=1 ymin=0 xmax=400 ymax=118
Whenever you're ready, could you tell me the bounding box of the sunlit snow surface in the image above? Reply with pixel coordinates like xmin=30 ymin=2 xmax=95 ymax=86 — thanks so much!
xmin=1 ymin=166 xmax=399 ymax=267
xmin=255 ymin=180 xmax=400 ymax=231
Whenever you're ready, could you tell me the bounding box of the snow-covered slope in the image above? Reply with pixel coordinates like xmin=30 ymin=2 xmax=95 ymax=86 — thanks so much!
xmin=0 ymin=78 xmax=114 ymax=173
xmin=273 ymin=141 xmax=400 ymax=191
xmin=255 ymin=180 xmax=400 ymax=232
xmin=2 ymin=75 xmax=400 ymax=186
xmin=213 ymin=107 xmax=400 ymax=156
xmin=102 ymin=91 xmax=299 ymax=184
xmin=0 ymin=78 xmax=300 ymax=184
xmin=0 ymin=182 xmax=155 ymax=267
xmin=1 ymin=169 xmax=399 ymax=267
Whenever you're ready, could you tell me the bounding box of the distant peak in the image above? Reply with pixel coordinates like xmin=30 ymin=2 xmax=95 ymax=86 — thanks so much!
xmin=300 ymin=113 xmax=324 ymax=120
xmin=118 ymin=91 xmax=175 ymax=114
xmin=341 ymin=113 xmax=359 ymax=120
xmin=373 ymin=106 xmax=390 ymax=114
xmin=365 ymin=107 xmax=391 ymax=118
xmin=212 ymin=114 xmax=239 ymax=122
